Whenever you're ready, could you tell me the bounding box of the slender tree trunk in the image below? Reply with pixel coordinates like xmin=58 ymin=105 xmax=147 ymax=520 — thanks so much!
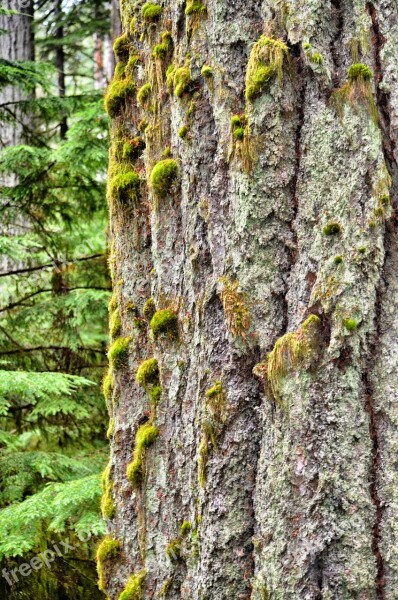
xmin=0 ymin=0 xmax=34 ymax=272
xmin=103 ymin=1 xmax=398 ymax=598
xmin=54 ymin=0 xmax=67 ymax=139
xmin=0 ymin=0 xmax=34 ymax=148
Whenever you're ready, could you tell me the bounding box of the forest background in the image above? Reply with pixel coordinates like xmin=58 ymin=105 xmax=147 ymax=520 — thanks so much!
xmin=0 ymin=0 xmax=116 ymax=597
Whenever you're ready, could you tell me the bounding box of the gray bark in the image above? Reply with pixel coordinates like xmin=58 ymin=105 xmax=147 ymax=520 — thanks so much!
xmin=104 ymin=1 xmax=398 ymax=598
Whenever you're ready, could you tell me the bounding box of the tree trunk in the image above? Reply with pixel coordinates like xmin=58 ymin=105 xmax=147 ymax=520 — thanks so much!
xmin=0 ymin=0 xmax=34 ymax=148
xmin=104 ymin=1 xmax=398 ymax=598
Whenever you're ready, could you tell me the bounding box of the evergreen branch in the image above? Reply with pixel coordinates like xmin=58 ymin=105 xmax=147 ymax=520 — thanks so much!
xmin=0 ymin=253 xmax=104 ymax=278
xmin=0 ymin=286 xmax=111 ymax=313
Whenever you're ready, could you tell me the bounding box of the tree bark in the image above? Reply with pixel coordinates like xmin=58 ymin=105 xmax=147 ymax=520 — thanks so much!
xmin=104 ymin=1 xmax=398 ymax=598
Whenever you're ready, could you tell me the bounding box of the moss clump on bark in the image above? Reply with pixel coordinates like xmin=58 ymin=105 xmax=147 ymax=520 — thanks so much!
xmin=333 ymin=255 xmax=343 ymax=265
xmin=178 ymin=125 xmax=188 ymax=139
xmin=101 ymin=463 xmax=115 ymax=520
xmin=180 ymin=521 xmax=191 ymax=536
xmin=108 ymin=337 xmax=131 ymax=369
xmin=333 ymin=63 xmax=377 ymax=123
xmin=150 ymin=159 xmax=178 ymax=197
xmin=219 ymin=276 xmax=250 ymax=340
xmin=122 ymin=137 xmax=145 ymax=160
xmin=119 ymin=570 xmax=146 ymax=600
xmin=143 ymin=297 xmax=156 ymax=320
xmin=136 ymin=358 xmax=159 ymax=387
xmin=96 ymin=536 xmax=120 ymax=591
xmin=107 ymin=418 xmax=115 ymax=439
xmin=201 ymin=64 xmax=213 ymax=77
xmin=152 ymin=31 xmax=173 ymax=59
xmin=245 ymin=36 xmax=289 ymax=102
xmin=109 ymin=171 xmax=141 ymax=204
xmin=166 ymin=538 xmax=182 ymax=561
xmin=137 ymin=83 xmax=152 ymax=106
xmin=150 ymin=308 xmax=179 ymax=339
xmin=126 ymin=422 xmax=160 ymax=487
xmin=109 ymin=308 xmax=122 ymax=338
xmin=104 ymin=77 xmax=135 ymax=118
xmin=343 ymin=318 xmax=357 ymax=331
xmin=113 ymin=33 xmax=130 ymax=62
xmin=185 ymin=1 xmax=206 ymax=15
xmin=141 ymin=3 xmax=162 ymax=21
xmin=323 ymin=222 xmax=342 ymax=236
xmin=167 ymin=63 xmax=192 ymax=98
xmin=265 ymin=315 xmax=321 ymax=400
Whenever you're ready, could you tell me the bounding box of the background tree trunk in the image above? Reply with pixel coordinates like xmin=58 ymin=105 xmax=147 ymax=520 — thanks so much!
xmin=104 ymin=1 xmax=398 ymax=598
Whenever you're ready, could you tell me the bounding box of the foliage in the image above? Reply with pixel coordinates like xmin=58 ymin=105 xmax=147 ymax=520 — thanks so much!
xmin=0 ymin=2 xmax=111 ymax=596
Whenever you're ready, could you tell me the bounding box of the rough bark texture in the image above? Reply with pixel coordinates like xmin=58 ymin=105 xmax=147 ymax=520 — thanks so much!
xmin=104 ymin=1 xmax=398 ymax=598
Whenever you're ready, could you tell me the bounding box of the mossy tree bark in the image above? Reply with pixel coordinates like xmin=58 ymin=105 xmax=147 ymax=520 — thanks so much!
xmin=104 ymin=0 xmax=398 ymax=598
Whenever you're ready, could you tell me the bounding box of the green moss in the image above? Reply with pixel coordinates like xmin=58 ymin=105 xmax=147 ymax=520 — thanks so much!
xmin=96 ymin=536 xmax=120 ymax=591
xmin=101 ymin=463 xmax=115 ymax=520
xmin=374 ymin=206 xmax=384 ymax=218
xmin=150 ymin=308 xmax=179 ymax=339
xmin=380 ymin=194 xmax=390 ymax=205
xmin=266 ymin=315 xmax=321 ymax=400
xmin=141 ymin=3 xmax=162 ymax=21
xmin=109 ymin=291 xmax=118 ymax=313
xmin=102 ymin=368 xmax=114 ymax=404
xmin=358 ymin=246 xmax=367 ymax=254
xmin=201 ymin=64 xmax=213 ymax=77
xmin=343 ymin=318 xmax=357 ymax=331
xmin=114 ymin=62 xmax=126 ymax=80
xmin=126 ymin=54 xmax=140 ymax=75
xmin=104 ymin=77 xmax=135 ymax=118
xmin=119 ymin=570 xmax=146 ymax=600
xmin=113 ymin=33 xmax=130 ymax=62
xmin=205 ymin=381 xmax=223 ymax=400
xmin=333 ymin=63 xmax=377 ymax=123
xmin=150 ymin=159 xmax=178 ymax=197
xmin=348 ymin=63 xmax=373 ymax=81
xmin=166 ymin=538 xmax=182 ymax=561
xmin=323 ymin=222 xmax=342 ymax=236
xmin=147 ymin=384 xmax=162 ymax=406
xmin=107 ymin=418 xmax=115 ymax=439
xmin=180 ymin=521 xmax=191 ymax=536
xmin=152 ymin=31 xmax=172 ymax=59
xmin=110 ymin=308 xmax=122 ymax=338
xmin=108 ymin=337 xmax=131 ymax=369
xmin=333 ymin=255 xmax=343 ymax=265
xmin=126 ymin=422 xmax=159 ymax=487
xmin=109 ymin=171 xmax=141 ymax=204
xmin=245 ymin=36 xmax=289 ymax=102
xmin=369 ymin=220 xmax=377 ymax=228
xmin=233 ymin=127 xmax=245 ymax=140
xmin=185 ymin=1 xmax=206 ymax=15
xmin=198 ymin=435 xmax=208 ymax=488
xmin=178 ymin=125 xmax=188 ymax=139
xmin=122 ymin=137 xmax=145 ymax=160
xmin=137 ymin=83 xmax=152 ymax=106
xmin=167 ymin=64 xmax=191 ymax=97
xmin=143 ymin=297 xmax=156 ymax=320
xmin=136 ymin=358 xmax=159 ymax=387
xmin=166 ymin=63 xmax=176 ymax=91
xmin=161 ymin=146 xmax=172 ymax=158
xmin=230 ymin=115 xmax=242 ymax=129
xmin=311 ymin=53 xmax=323 ymax=65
